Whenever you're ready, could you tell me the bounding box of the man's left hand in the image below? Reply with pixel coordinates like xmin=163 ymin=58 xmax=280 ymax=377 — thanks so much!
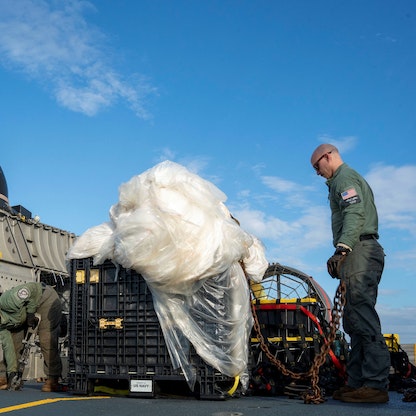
xmin=327 ymin=247 xmax=350 ymax=279
xmin=26 ymin=312 xmax=39 ymax=329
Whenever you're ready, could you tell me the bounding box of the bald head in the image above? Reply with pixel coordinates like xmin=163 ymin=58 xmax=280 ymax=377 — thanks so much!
xmin=310 ymin=144 xmax=338 ymax=164
xmin=310 ymin=143 xmax=343 ymax=178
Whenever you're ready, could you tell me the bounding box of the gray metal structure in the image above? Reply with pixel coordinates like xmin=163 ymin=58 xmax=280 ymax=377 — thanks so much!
xmin=0 ymin=207 xmax=75 ymax=293
xmin=0 ymin=207 xmax=75 ymax=382
xmin=0 ymin=165 xmax=76 ymax=382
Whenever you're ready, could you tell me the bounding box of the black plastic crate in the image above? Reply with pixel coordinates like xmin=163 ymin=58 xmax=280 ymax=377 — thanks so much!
xmin=68 ymin=258 xmax=238 ymax=399
xmin=70 ymin=368 xmax=238 ymax=400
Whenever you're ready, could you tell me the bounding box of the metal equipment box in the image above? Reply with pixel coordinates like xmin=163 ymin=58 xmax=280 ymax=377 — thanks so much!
xmin=11 ymin=204 xmax=32 ymax=219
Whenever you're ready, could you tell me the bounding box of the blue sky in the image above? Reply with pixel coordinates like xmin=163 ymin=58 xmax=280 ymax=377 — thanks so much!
xmin=1 ymin=0 xmax=415 ymax=343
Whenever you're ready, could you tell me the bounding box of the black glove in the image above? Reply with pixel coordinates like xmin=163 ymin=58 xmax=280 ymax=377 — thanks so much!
xmin=327 ymin=247 xmax=350 ymax=279
xmin=7 ymin=372 xmax=21 ymax=390
xmin=26 ymin=312 xmax=39 ymax=329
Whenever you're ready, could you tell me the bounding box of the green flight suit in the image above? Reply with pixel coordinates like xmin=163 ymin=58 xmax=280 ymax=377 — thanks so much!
xmin=0 ymin=328 xmax=17 ymax=375
xmin=0 ymin=283 xmax=62 ymax=378
xmin=326 ymin=163 xmax=390 ymax=391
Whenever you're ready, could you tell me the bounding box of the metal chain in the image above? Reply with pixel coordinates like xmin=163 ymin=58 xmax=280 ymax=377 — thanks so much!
xmin=250 ymin=280 xmax=346 ymax=404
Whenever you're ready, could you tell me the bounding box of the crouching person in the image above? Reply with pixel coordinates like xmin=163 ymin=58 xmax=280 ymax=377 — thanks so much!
xmin=0 ymin=328 xmax=18 ymax=390
xmin=0 ymin=282 xmax=62 ymax=392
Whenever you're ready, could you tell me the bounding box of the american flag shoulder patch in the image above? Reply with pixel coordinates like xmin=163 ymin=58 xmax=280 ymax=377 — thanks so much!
xmin=340 ymin=187 xmax=361 ymax=205
xmin=341 ymin=188 xmax=357 ymax=200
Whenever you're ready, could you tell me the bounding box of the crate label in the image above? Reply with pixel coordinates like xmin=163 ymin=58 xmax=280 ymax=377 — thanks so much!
xmin=130 ymin=379 xmax=153 ymax=393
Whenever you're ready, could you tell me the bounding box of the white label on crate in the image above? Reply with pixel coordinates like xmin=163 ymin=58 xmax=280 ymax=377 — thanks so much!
xmin=130 ymin=379 xmax=153 ymax=393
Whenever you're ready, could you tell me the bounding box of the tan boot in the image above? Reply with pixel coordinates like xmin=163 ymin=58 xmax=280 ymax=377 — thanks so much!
xmin=341 ymin=386 xmax=389 ymax=403
xmin=332 ymin=385 xmax=356 ymax=400
xmin=41 ymin=376 xmax=60 ymax=392
xmin=0 ymin=376 xmax=7 ymax=390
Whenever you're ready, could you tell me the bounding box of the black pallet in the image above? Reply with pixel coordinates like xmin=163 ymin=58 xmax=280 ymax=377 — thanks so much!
xmin=68 ymin=258 xmax=238 ymax=399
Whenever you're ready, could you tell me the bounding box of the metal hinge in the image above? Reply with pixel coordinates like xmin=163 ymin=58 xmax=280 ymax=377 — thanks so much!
xmin=99 ymin=318 xmax=124 ymax=330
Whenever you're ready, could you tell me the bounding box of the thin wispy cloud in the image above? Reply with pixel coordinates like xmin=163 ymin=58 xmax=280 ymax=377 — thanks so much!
xmin=366 ymin=164 xmax=416 ymax=235
xmin=232 ymin=200 xmax=330 ymax=267
xmin=0 ymin=0 xmax=156 ymax=117
xmin=261 ymin=176 xmax=297 ymax=193
xmin=157 ymin=147 xmax=177 ymax=163
xmin=179 ymin=156 xmax=211 ymax=177
xmin=318 ymin=134 xmax=358 ymax=153
xmin=377 ymin=305 xmax=416 ymax=342
xmin=260 ymin=176 xmax=314 ymax=210
xmin=156 ymin=150 xmax=213 ymax=180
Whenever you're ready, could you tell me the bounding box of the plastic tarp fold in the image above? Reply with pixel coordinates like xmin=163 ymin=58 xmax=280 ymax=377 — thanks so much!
xmin=67 ymin=160 xmax=268 ymax=390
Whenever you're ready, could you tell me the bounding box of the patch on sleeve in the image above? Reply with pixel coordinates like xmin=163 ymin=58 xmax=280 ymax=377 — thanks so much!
xmin=341 ymin=187 xmax=361 ymax=205
xmin=17 ymin=287 xmax=30 ymax=300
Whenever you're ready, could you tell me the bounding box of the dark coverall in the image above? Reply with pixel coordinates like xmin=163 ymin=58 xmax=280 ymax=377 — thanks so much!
xmin=0 ymin=282 xmax=62 ymax=379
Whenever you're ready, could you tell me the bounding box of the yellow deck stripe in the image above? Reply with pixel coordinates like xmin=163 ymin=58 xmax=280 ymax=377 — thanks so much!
xmin=0 ymin=396 xmax=110 ymax=414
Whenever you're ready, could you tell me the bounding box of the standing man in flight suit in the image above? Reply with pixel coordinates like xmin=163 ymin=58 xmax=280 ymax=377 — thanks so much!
xmin=310 ymin=143 xmax=390 ymax=403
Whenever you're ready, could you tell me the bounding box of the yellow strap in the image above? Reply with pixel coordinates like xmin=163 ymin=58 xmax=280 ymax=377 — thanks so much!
xmin=227 ymin=376 xmax=240 ymax=396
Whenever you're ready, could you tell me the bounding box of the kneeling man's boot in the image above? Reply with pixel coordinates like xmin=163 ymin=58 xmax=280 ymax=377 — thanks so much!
xmin=41 ymin=376 xmax=60 ymax=392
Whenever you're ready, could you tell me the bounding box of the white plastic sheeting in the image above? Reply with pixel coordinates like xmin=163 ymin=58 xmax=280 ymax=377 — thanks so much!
xmin=67 ymin=160 xmax=268 ymax=389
